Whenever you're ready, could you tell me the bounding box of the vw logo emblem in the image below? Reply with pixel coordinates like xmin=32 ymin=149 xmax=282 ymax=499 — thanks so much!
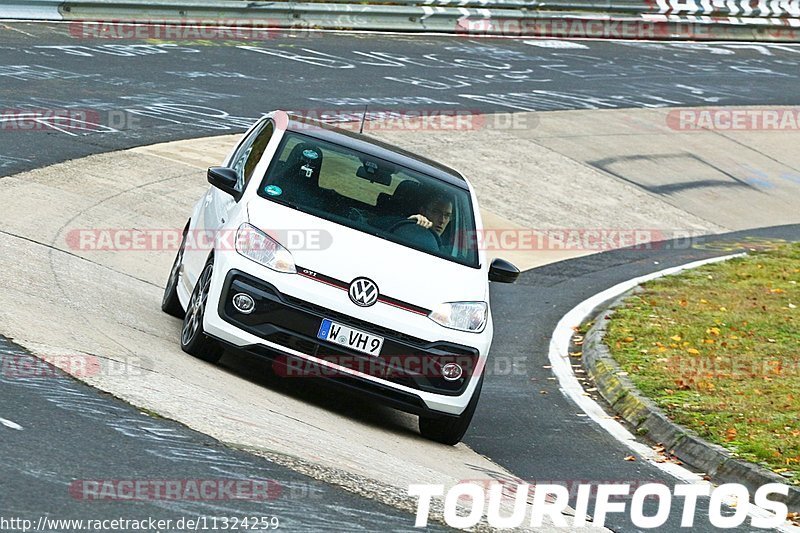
xmin=349 ymin=277 xmax=379 ymax=307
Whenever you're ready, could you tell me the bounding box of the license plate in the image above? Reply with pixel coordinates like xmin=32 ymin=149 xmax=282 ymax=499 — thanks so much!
xmin=317 ymin=318 xmax=384 ymax=356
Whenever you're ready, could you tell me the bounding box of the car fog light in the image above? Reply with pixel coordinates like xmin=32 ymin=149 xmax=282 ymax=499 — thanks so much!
xmin=232 ymin=293 xmax=255 ymax=314
xmin=441 ymin=362 xmax=463 ymax=381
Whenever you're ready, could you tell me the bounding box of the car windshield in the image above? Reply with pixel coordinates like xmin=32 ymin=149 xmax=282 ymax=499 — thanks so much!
xmin=256 ymin=131 xmax=479 ymax=268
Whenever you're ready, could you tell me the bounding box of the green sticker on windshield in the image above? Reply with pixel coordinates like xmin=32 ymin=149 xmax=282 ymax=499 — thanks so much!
xmin=264 ymin=185 xmax=282 ymax=196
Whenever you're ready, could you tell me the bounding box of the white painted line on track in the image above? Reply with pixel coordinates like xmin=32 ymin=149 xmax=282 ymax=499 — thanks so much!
xmin=0 ymin=417 xmax=23 ymax=430
xmin=548 ymin=253 xmax=800 ymax=532
xmin=0 ymin=23 xmax=37 ymax=37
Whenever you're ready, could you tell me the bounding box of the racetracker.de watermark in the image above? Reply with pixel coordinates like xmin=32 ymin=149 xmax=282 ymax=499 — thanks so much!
xmin=667 ymin=108 xmax=800 ymax=131
xmin=664 ymin=355 xmax=800 ymax=380
xmin=272 ymin=354 xmax=530 ymax=378
xmin=0 ymin=109 xmax=140 ymax=133
xmin=288 ymin=108 xmax=535 ymax=132
xmin=69 ymin=479 xmax=281 ymax=501
xmin=467 ymin=229 xmax=668 ymax=251
xmin=65 ymin=228 xmax=707 ymax=252
xmin=68 ymin=20 xmax=318 ymax=40
xmin=454 ymin=19 xmax=714 ymax=39
xmin=1 ymin=353 xmax=149 ymax=379
xmin=66 ymin=228 xmax=333 ymax=252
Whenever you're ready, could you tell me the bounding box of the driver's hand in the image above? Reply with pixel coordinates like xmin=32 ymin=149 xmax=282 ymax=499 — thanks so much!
xmin=408 ymin=214 xmax=432 ymax=229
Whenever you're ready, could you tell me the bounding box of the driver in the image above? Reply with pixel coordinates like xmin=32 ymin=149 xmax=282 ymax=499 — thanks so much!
xmin=373 ymin=190 xmax=453 ymax=254
xmin=407 ymin=194 xmax=452 ymax=239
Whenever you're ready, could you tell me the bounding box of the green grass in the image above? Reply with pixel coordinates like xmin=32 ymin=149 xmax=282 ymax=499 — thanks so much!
xmin=605 ymin=243 xmax=800 ymax=482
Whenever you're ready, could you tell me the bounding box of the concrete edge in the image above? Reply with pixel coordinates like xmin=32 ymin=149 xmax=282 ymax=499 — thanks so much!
xmin=582 ymin=290 xmax=800 ymax=512
xmin=231 ymin=444 xmax=500 ymax=532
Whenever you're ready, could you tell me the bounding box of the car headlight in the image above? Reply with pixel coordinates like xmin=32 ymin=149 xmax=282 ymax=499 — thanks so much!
xmin=235 ymin=223 xmax=296 ymax=273
xmin=428 ymin=301 xmax=488 ymax=333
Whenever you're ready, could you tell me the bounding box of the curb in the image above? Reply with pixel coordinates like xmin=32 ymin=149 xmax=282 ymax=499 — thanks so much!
xmin=582 ymin=289 xmax=800 ymax=511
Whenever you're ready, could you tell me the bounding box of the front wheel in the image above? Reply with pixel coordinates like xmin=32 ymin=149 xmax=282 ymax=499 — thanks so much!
xmin=418 ymin=373 xmax=484 ymax=445
xmin=180 ymin=257 xmax=223 ymax=364
xmin=161 ymin=227 xmax=187 ymax=318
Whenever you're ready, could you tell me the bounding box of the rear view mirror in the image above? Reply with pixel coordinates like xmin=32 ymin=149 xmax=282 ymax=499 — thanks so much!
xmin=489 ymin=258 xmax=520 ymax=283
xmin=356 ymin=159 xmax=393 ymax=186
xmin=207 ymin=167 xmax=242 ymax=201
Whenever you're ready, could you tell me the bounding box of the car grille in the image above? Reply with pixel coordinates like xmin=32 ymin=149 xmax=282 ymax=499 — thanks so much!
xmin=281 ymin=294 xmax=425 ymax=346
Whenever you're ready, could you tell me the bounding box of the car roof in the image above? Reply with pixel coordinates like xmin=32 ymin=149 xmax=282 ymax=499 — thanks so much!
xmin=280 ymin=111 xmax=470 ymax=191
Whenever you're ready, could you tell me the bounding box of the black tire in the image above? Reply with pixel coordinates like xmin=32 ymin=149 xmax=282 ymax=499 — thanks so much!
xmin=180 ymin=257 xmax=223 ymax=364
xmin=161 ymin=226 xmax=187 ymax=318
xmin=419 ymin=373 xmax=484 ymax=445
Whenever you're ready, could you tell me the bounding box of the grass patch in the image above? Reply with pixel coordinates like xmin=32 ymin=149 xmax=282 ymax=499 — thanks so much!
xmin=605 ymin=243 xmax=800 ymax=482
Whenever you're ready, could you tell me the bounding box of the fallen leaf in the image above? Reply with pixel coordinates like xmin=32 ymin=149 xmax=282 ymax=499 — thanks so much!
xmin=624 ymin=455 xmax=636 ymax=461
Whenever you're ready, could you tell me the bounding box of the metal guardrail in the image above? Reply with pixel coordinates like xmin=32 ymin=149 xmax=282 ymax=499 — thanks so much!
xmin=2 ymin=0 xmax=800 ymax=40
xmin=52 ymin=0 xmax=800 ymax=17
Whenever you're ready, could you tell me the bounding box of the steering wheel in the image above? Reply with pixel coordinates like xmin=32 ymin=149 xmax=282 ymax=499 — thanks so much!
xmin=387 ymin=218 xmax=442 ymax=248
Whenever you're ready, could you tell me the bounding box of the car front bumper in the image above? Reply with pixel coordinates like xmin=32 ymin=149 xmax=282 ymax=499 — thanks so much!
xmin=203 ymin=265 xmax=488 ymax=416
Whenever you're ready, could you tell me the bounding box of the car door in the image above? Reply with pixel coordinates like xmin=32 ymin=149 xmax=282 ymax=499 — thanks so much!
xmin=182 ymin=119 xmax=275 ymax=293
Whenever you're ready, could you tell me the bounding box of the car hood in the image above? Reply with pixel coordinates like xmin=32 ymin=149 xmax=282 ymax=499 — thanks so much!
xmin=246 ymin=200 xmax=487 ymax=309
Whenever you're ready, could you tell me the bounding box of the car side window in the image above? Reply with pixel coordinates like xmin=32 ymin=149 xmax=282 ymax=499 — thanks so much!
xmin=230 ymin=120 xmax=274 ymax=193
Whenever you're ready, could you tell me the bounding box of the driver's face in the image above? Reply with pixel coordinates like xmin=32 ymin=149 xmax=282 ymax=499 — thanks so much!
xmin=422 ymin=201 xmax=452 ymax=236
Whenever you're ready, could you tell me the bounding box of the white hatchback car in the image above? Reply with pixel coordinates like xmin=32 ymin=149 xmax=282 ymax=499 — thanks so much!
xmin=162 ymin=111 xmax=519 ymax=444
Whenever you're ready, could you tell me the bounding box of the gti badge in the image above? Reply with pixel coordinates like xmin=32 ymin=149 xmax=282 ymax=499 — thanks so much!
xmin=348 ymin=277 xmax=379 ymax=307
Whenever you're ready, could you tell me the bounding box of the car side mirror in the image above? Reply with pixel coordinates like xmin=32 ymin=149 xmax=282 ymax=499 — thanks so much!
xmin=489 ymin=258 xmax=520 ymax=283
xmin=207 ymin=167 xmax=242 ymax=201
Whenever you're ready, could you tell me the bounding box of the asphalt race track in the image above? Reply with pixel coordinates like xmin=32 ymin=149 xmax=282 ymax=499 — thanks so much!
xmin=0 ymin=339 xmax=450 ymax=532
xmin=2 ymin=22 xmax=800 ymax=177
xmin=1 ymin=21 xmax=799 ymax=532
